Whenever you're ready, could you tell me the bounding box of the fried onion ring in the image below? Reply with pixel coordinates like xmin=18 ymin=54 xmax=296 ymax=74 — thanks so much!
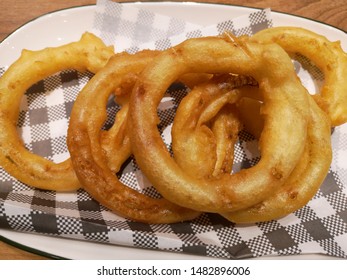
xmin=252 ymin=26 xmax=347 ymax=126
xmin=67 ymin=50 xmax=201 ymax=223
xmin=222 ymin=95 xmax=332 ymax=223
xmin=129 ymin=36 xmax=310 ymax=213
xmin=0 ymin=32 xmax=114 ymax=191
xmin=173 ymin=74 xmax=331 ymax=223
xmin=172 ymin=74 xmax=257 ymax=178
xmin=172 ymin=85 xmax=241 ymax=179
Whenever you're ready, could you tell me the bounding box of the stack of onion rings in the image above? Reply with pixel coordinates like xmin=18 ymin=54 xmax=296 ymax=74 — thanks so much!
xmin=129 ymin=36 xmax=310 ymax=213
xmin=1 ymin=26 xmax=344 ymax=224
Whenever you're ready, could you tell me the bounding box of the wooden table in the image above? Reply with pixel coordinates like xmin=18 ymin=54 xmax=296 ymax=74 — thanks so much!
xmin=0 ymin=0 xmax=346 ymax=260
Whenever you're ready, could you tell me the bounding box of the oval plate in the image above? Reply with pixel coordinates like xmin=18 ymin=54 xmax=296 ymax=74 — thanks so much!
xmin=0 ymin=2 xmax=346 ymax=260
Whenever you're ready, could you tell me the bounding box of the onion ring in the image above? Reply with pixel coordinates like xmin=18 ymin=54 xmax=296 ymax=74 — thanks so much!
xmin=129 ymin=36 xmax=309 ymax=213
xmin=67 ymin=50 xmax=201 ymax=223
xmin=222 ymin=95 xmax=332 ymax=223
xmin=172 ymin=74 xmax=257 ymax=178
xmin=0 ymin=32 xmax=114 ymax=191
xmin=172 ymin=85 xmax=241 ymax=179
xmin=173 ymin=75 xmax=331 ymax=223
xmin=252 ymin=26 xmax=347 ymax=126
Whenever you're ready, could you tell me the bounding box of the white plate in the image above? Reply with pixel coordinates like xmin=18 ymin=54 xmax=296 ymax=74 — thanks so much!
xmin=0 ymin=2 xmax=346 ymax=260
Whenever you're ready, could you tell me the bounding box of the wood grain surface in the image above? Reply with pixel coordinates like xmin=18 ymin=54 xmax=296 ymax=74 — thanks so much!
xmin=0 ymin=0 xmax=346 ymax=260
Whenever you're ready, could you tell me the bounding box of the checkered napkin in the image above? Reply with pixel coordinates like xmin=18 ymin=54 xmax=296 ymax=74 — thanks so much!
xmin=1 ymin=0 xmax=347 ymax=259
xmin=93 ymin=0 xmax=202 ymax=52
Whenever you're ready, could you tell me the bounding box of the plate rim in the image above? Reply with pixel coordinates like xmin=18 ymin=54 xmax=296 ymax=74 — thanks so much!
xmin=0 ymin=1 xmax=345 ymax=260
xmin=0 ymin=4 xmax=94 ymax=44
xmin=0 ymin=234 xmax=68 ymax=260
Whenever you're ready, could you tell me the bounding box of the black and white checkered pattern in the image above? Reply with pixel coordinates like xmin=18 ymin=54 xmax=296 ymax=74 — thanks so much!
xmin=1 ymin=0 xmax=346 ymax=259
xmin=93 ymin=0 xmax=201 ymax=52
xmin=136 ymin=8 xmax=272 ymax=52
